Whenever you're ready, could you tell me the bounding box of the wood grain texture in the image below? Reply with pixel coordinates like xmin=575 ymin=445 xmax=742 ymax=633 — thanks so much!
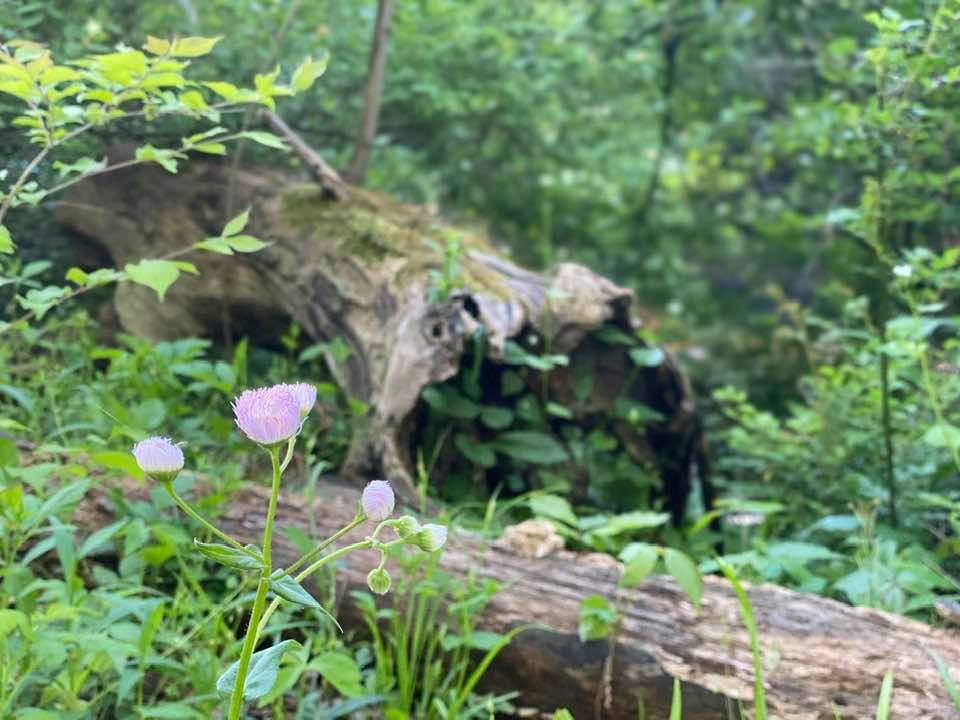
xmin=76 ymin=479 xmax=960 ymax=720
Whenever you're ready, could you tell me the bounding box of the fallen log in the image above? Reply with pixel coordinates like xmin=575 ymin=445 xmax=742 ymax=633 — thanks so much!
xmin=57 ymin=156 xmax=707 ymax=521
xmin=75 ymin=480 xmax=960 ymax=720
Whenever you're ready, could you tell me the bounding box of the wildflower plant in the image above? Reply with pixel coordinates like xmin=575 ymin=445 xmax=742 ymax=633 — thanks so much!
xmin=132 ymin=382 xmax=448 ymax=719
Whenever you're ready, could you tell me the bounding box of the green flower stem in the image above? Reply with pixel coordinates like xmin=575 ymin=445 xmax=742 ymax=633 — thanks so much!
xmin=162 ymin=483 xmax=257 ymax=558
xmin=255 ymin=537 xmax=406 ymax=640
xmin=283 ymin=514 xmax=364 ymax=578
xmin=228 ymin=446 xmax=283 ymax=720
xmin=279 ymin=437 xmax=296 ymax=474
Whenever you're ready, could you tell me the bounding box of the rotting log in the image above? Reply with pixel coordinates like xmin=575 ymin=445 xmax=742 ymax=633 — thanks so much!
xmin=74 ymin=480 xmax=960 ymax=720
xmin=57 ymin=157 xmax=707 ymax=519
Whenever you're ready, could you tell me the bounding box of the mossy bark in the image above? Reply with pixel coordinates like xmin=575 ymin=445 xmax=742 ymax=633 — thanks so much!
xmin=59 ymin=159 xmax=705 ymax=513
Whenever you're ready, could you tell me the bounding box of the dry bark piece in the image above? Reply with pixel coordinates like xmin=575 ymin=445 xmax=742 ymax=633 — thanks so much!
xmin=74 ymin=480 xmax=960 ymax=720
xmin=58 ymin=159 xmax=707 ymax=519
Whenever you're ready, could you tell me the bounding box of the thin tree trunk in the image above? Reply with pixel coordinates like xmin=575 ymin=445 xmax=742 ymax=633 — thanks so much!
xmin=343 ymin=0 xmax=396 ymax=185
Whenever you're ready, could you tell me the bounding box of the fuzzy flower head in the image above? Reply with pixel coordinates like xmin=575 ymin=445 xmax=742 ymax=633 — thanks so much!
xmin=361 ymin=480 xmax=395 ymax=521
xmin=132 ymin=436 xmax=184 ymax=483
xmin=415 ymin=523 xmax=448 ymax=553
xmin=232 ymin=385 xmax=301 ymax=446
xmin=279 ymin=382 xmax=317 ymax=419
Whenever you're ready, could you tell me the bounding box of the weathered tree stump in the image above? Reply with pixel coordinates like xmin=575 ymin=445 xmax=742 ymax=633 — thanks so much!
xmin=58 ymin=159 xmax=707 ymax=519
xmin=74 ymin=479 xmax=960 ymax=720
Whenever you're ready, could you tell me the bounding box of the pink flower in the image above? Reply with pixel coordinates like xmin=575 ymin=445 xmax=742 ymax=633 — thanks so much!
xmin=132 ymin=436 xmax=184 ymax=482
xmin=232 ymin=385 xmax=301 ymax=446
xmin=279 ymin=382 xmax=316 ymax=418
xmin=361 ymin=480 xmax=395 ymax=521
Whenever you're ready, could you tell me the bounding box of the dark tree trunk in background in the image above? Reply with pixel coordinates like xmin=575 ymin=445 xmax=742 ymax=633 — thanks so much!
xmin=74 ymin=479 xmax=960 ymax=720
xmin=344 ymin=0 xmax=396 ymax=185
xmin=57 ymin=158 xmax=705 ymax=517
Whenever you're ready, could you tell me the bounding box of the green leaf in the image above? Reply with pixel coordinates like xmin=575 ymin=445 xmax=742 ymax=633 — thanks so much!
xmin=0 ymin=609 xmax=29 ymax=640
xmin=629 ymin=347 xmax=665 ymax=367
xmin=203 ymin=81 xmax=239 ymax=100
xmin=135 ymin=145 xmax=181 ymax=174
xmin=268 ymin=572 xmax=320 ymax=609
xmin=240 ymin=131 xmax=288 ymax=150
xmin=0 ymin=225 xmax=14 ymax=254
xmin=922 ymin=424 xmax=960 ymax=449
xmin=222 ymin=209 xmax=250 ymax=237
xmin=490 ymin=430 xmax=568 ymax=465
xmin=619 ymin=543 xmax=659 ymax=588
xmin=143 ymin=36 xmax=171 ymax=55
xmin=170 ymin=36 xmax=222 ymax=58
xmin=592 ymin=511 xmax=670 ymax=537
xmin=227 ymin=235 xmax=269 ymax=253
xmin=928 ymin=649 xmax=960 ymax=712
xmin=454 ymin=434 xmax=496 ymax=468
xmin=578 ymin=594 xmax=617 ymax=641
xmin=53 ymin=156 xmax=107 ymax=178
xmin=124 ymin=259 xmax=181 ymax=301
xmin=875 ymin=671 xmax=894 ymax=720
xmin=529 ymin=494 xmax=577 ymax=526
xmin=480 ymin=406 xmax=513 ymax=429
xmin=421 ymin=385 xmax=480 ymax=419
xmin=193 ymin=540 xmax=263 ymax=570
xmin=195 ymin=238 xmax=234 ymax=255
xmin=292 ymin=55 xmax=329 ymax=92
xmin=664 ymin=549 xmax=702 ymax=608
xmin=79 ymin=519 xmax=128 ymax=559
xmin=594 ymin=326 xmax=637 ymax=345
xmin=308 ymin=652 xmax=365 ymax=697
xmin=216 ymin=639 xmax=301 ymax=701
xmin=192 ymin=142 xmax=226 ymax=155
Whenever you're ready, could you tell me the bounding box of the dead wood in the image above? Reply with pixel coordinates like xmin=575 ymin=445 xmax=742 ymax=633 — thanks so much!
xmin=74 ymin=480 xmax=960 ymax=720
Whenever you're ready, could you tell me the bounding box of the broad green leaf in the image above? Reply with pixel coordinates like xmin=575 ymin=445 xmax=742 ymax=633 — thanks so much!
xmin=143 ymin=36 xmax=171 ymax=55
xmin=308 ymin=652 xmax=365 ymax=697
xmin=592 ymin=511 xmax=670 ymax=537
xmin=0 ymin=225 xmax=13 ymax=254
xmin=217 ymin=639 xmax=301 ymax=701
xmin=227 ymin=235 xmax=269 ymax=253
xmin=594 ymin=325 xmax=637 ymax=345
xmin=124 ymin=259 xmax=181 ymax=300
xmin=529 ymin=494 xmax=577 ymax=526
xmin=578 ymin=594 xmax=617 ymax=641
xmin=135 ymin=145 xmax=181 ymax=174
xmin=141 ymin=72 xmax=184 ymax=89
xmin=664 ymin=549 xmax=702 ymax=608
xmin=491 ymin=430 xmax=568 ymax=464
xmin=292 ymin=55 xmax=329 ymax=92
xmin=179 ymin=90 xmax=208 ymax=110
xmin=240 ymin=131 xmax=288 ymax=150
xmin=480 ymin=406 xmax=513 ymax=429
xmin=195 ymin=238 xmax=234 ymax=255
xmin=192 ymin=142 xmax=225 ymax=155
xmin=922 ymin=424 xmax=960 ymax=449
xmin=170 ymin=36 xmax=222 ymax=58
xmin=421 ymin=385 xmax=480 ymax=419
xmin=629 ymin=347 xmax=665 ymax=367
xmin=619 ymin=543 xmax=659 ymax=588
xmin=454 ymin=434 xmax=496 ymax=468
xmin=53 ymin=156 xmax=107 ymax=177
xmin=202 ymin=81 xmax=239 ymax=100
xmin=269 ymin=572 xmax=320 ymax=609
xmin=90 ymin=451 xmax=144 ymax=481
xmin=222 ymin=208 xmax=250 ymax=237
xmin=40 ymin=66 xmax=80 ymax=85
xmin=79 ymin=519 xmax=128 ymax=559
xmin=193 ymin=540 xmax=263 ymax=570
xmin=0 ymin=609 xmax=29 ymax=640
xmin=136 ymin=704 xmax=205 ymax=719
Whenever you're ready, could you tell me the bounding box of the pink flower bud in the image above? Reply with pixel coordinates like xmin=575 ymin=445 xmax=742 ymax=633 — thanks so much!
xmin=279 ymin=382 xmax=317 ymax=419
xmin=361 ymin=480 xmax=395 ymax=521
xmin=231 ymin=385 xmax=301 ymax=446
xmin=132 ymin=436 xmax=184 ymax=483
